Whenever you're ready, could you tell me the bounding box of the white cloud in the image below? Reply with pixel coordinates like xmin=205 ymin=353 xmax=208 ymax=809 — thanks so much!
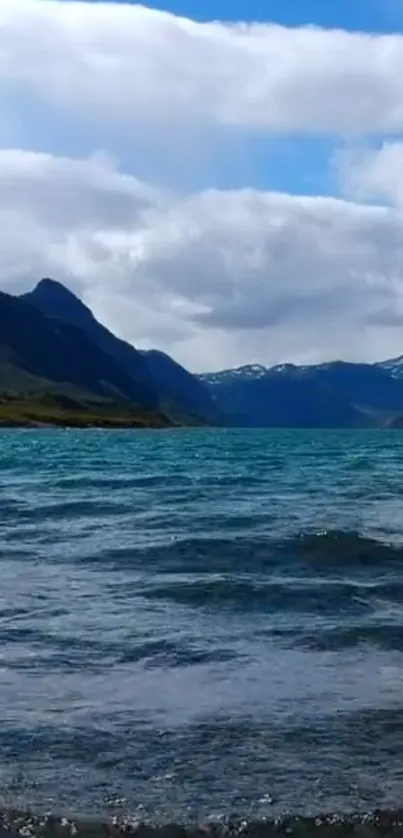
xmin=2 ymin=3 xmax=403 ymax=370
xmin=2 ymin=148 xmax=403 ymax=371
xmin=337 ymin=142 xmax=403 ymax=206
xmin=3 ymin=0 xmax=403 ymax=136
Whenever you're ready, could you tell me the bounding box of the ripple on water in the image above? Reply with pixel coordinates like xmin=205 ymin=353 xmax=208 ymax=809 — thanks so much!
xmin=1 ymin=429 xmax=403 ymax=819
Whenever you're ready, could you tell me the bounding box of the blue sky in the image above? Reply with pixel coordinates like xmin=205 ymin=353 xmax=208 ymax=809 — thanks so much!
xmin=73 ymin=0 xmax=398 ymax=32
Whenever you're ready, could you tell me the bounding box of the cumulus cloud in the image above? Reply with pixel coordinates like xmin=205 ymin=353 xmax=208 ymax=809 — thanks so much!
xmin=337 ymin=142 xmax=403 ymax=206
xmin=2 ymin=148 xmax=403 ymax=370
xmin=3 ymin=0 xmax=403 ymax=136
xmin=2 ymin=3 xmax=403 ymax=370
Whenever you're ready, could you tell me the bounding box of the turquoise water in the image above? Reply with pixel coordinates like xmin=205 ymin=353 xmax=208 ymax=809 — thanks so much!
xmin=1 ymin=428 xmax=403 ymax=820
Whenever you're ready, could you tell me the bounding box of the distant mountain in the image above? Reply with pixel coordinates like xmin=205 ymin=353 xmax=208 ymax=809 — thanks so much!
xmin=201 ymin=364 xmax=268 ymax=385
xmin=377 ymin=355 xmax=403 ymax=379
xmin=23 ymin=278 xmax=215 ymax=422
xmin=199 ymin=360 xmax=403 ymax=427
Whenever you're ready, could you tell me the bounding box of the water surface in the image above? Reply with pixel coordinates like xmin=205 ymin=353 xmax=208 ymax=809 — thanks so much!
xmin=1 ymin=428 xmax=403 ymax=820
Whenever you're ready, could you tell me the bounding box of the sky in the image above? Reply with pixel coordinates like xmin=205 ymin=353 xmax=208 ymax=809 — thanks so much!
xmin=2 ymin=1 xmax=403 ymax=371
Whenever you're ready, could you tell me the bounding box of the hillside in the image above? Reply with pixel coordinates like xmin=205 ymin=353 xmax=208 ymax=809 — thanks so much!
xmin=0 ymin=291 xmax=171 ymax=427
xmin=0 ymin=290 xmax=162 ymax=404
xmin=377 ymin=355 xmax=403 ymax=379
xmin=0 ymin=390 xmax=169 ymax=429
xmin=23 ymin=279 xmax=216 ymax=423
xmin=141 ymin=349 xmax=217 ymax=423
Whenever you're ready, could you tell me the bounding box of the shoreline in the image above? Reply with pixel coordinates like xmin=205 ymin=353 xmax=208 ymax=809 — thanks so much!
xmin=0 ymin=413 xmax=175 ymax=430
xmin=0 ymin=420 xmax=169 ymax=429
xmin=0 ymin=397 xmax=176 ymax=430
xmin=2 ymin=810 xmax=403 ymax=837
xmin=0 ymin=417 xmax=206 ymax=429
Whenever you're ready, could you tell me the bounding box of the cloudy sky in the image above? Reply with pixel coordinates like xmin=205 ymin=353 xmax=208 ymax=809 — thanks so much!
xmin=2 ymin=0 xmax=403 ymax=371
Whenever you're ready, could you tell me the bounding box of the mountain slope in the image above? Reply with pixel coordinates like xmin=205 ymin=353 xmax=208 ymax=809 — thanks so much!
xmin=141 ymin=349 xmax=217 ymax=422
xmin=377 ymin=355 xmax=403 ymax=379
xmin=201 ymin=368 xmax=363 ymax=428
xmin=23 ymin=278 xmax=214 ymax=420
xmin=21 ymin=278 xmax=158 ymax=409
xmin=267 ymin=361 xmax=403 ymax=412
xmin=0 ymin=291 xmax=170 ymax=424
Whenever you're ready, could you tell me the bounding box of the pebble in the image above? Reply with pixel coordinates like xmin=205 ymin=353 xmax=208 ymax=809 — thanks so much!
xmin=1 ymin=809 xmax=403 ymax=838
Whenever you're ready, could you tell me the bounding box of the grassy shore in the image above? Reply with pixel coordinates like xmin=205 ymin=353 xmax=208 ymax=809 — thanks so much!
xmin=0 ymin=393 xmax=173 ymax=429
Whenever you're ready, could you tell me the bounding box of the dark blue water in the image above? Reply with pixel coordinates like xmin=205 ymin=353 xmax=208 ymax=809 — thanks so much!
xmin=1 ymin=428 xmax=403 ymax=822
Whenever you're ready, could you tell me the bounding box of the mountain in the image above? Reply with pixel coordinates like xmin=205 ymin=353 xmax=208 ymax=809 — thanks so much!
xmin=377 ymin=355 xmax=403 ymax=379
xmin=5 ymin=276 xmax=403 ymax=429
xmin=23 ymin=278 xmax=215 ymax=422
xmin=21 ymin=278 xmax=158 ymax=409
xmin=141 ymin=349 xmax=217 ymax=423
xmin=200 ymin=361 xmax=403 ymax=427
xmin=0 ymin=290 xmax=170 ymax=427
xmin=201 ymin=364 xmax=268 ymax=385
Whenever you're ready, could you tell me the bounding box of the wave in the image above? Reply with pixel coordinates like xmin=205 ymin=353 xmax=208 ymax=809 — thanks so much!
xmin=5 ymin=499 xmax=135 ymax=523
xmin=70 ymin=530 xmax=403 ymax=576
xmin=0 ymin=626 xmax=237 ymax=673
xmin=141 ymin=576 xmax=380 ymax=615
xmin=271 ymin=623 xmax=403 ymax=652
xmin=119 ymin=641 xmax=235 ymax=668
xmin=49 ymin=473 xmax=193 ymax=491
xmin=292 ymin=530 xmax=403 ymax=570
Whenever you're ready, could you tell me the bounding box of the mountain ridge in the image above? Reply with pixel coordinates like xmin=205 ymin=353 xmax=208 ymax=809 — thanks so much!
xmin=21 ymin=278 xmax=159 ymax=409
xmin=199 ymin=359 xmax=403 ymax=428
xmin=2 ymin=277 xmax=403 ymax=428
xmin=22 ymin=278 xmax=216 ymax=424
xmin=200 ymin=356 xmax=403 ymax=382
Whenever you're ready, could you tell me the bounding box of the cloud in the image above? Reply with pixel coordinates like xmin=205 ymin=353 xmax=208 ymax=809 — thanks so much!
xmin=2 ymin=4 xmax=403 ymax=370
xmin=2 ymin=148 xmax=403 ymax=371
xmin=337 ymin=141 xmax=403 ymax=206
xmin=3 ymin=0 xmax=403 ymax=138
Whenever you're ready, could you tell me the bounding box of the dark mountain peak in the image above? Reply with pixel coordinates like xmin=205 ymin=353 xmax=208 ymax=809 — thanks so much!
xmin=33 ymin=277 xmax=80 ymax=302
xmin=36 ymin=277 xmax=70 ymax=293
xmin=144 ymin=349 xmax=167 ymax=359
xmin=25 ymin=278 xmax=94 ymax=327
xmin=0 ymin=288 xmax=158 ymax=408
xmin=20 ymin=277 xmax=159 ymax=408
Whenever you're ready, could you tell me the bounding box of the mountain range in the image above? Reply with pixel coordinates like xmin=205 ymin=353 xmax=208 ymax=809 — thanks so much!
xmin=200 ymin=362 xmax=403 ymax=428
xmin=1 ymin=277 xmax=403 ymax=428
